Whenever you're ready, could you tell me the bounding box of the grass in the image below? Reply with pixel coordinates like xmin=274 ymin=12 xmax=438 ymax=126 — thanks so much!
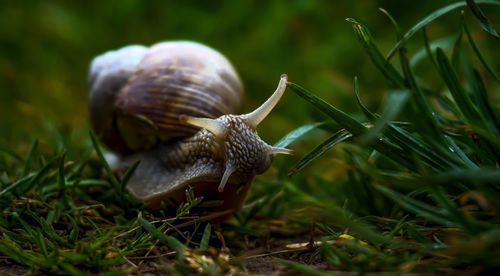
xmin=1 ymin=1 xmax=499 ymax=274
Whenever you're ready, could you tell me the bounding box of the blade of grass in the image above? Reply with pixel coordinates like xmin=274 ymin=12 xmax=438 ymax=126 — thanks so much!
xmin=411 ymin=30 xmax=452 ymax=68
xmin=386 ymin=0 xmax=500 ymax=60
xmin=0 ymin=146 xmax=23 ymax=162
xmin=138 ymin=213 xmax=185 ymax=257
xmin=199 ymin=223 xmax=211 ymax=251
xmin=463 ymin=17 xmax=500 ymax=84
xmin=359 ymin=90 xmax=410 ymax=144
xmin=320 ymin=242 xmax=351 ymax=267
xmin=354 ymin=76 xmax=375 ymax=120
xmin=0 ymin=238 xmax=46 ymax=268
xmin=384 ymin=124 xmax=458 ymax=171
xmin=379 ymin=8 xmax=402 ymax=39
xmin=19 ymin=152 xmax=64 ymax=196
xmin=469 ymin=69 xmax=500 ymax=134
xmin=22 ymin=140 xmax=38 ymax=176
xmin=443 ymin=136 xmax=479 ymax=169
xmin=0 ymin=174 xmax=34 ymax=199
xmin=379 ymin=168 xmax=500 ymax=189
xmin=288 ymin=129 xmax=352 ymax=176
xmin=375 ymin=185 xmax=458 ymax=227
xmin=89 ymin=131 xmax=122 ymax=193
xmin=398 ymin=44 xmax=471 ymax=169
xmin=274 ymin=122 xmax=334 ymax=148
xmin=121 ymin=160 xmax=140 ymax=186
xmin=287 ymin=82 xmax=368 ymax=135
xmin=400 ymin=39 xmax=447 ymax=146
xmin=346 ymin=18 xmax=405 ymax=88
xmin=436 ymin=47 xmax=500 ymax=151
xmin=452 ymin=15 xmax=466 ymax=70
xmin=58 ymin=152 xmax=67 ymax=194
xmin=436 ymin=48 xmax=482 ymax=124
xmin=289 ymin=82 xmax=420 ymax=171
xmin=458 ymin=43 xmax=500 ymax=162
xmin=466 ymin=0 xmax=500 ymax=40
xmin=429 ymin=186 xmax=483 ymax=234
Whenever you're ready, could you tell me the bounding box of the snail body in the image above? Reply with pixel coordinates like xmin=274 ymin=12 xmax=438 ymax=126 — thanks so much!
xmin=89 ymin=41 xmax=291 ymax=211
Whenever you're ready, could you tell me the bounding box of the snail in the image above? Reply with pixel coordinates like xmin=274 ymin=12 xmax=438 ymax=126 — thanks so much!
xmin=88 ymin=41 xmax=291 ymax=211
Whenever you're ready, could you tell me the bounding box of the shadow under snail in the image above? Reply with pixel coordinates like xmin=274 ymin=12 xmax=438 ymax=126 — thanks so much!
xmin=88 ymin=41 xmax=292 ymax=212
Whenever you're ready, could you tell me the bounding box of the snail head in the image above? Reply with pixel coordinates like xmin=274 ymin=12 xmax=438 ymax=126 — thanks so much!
xmin=179 ymin=74 xmax=292 ymax=192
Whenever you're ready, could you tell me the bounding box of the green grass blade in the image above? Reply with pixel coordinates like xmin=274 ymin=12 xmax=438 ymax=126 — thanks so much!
xmin=466 ymin=0 xmax=500 ymax=40
xmin=0 ymin=174 xmax=33 ymax=199
xmin=443 ymin=136 xmax=479 ymax=169
xmin=34 ymin=231 xmax=49 ymax=258
xmin=0 ymin=146 xmax=23 ymax=162
xmin=289 ymin=82 xmax=420 ymax=170
xmin=451 ymin=17 xmax=465 ymax=70
xmin=199 ymin=223 xmax=211 ymax=251
xmin=346 ymin=18 xmax=405 ymax=88
xmin=320 ymin=243 xmax=351 ymax=267
xmin=470 ymin=69 xmax=500 ymax=134
xmin=385 ymin=124 xmax=457 ymax=171
xmin=379 ymin=8 xmax=402 ymax=39
xmin=354 ymin=76 xmax=376 ymax=120
xmin=274 ymin=122 xmax=333 ymax=148
xmin=422 ymin=27 xmax=440 ymax=70
xmin=464 ymin=19 xmax=500 ymax=84
xmin=23 ymin=153 xmax=63 ymax=193
xmin=436 ymin=48 xmax=482 ymax=123
xmin=0 ymin=238 xmax=46 ymax=268
xmin=22 ymin=139 xmax=38 ymax=176
xmin=386 ymin=0 xmax=500 ymax=59
xmin=375 ymin=185 xmax=457 ymax=227
xmin=288 ymin=129 xmax=352 ymax=176
xmin=380 ymin=168 xmax=500 ymax=189
xmin=400 ymin=44 xmax=447 ymax=146
xmin=138 ymin=213 xmax=185 ymax=254
xmin=287 ymin=82 xmax=368 ymax=135
xmin=58 ymin=152 xmax=66 ymax=192
xmin=411 ymin=28 xmax=451 ymax=68
xmin=430 ymin=186 xmax=483 ymax=234
xmin=359 ymin=90 xmax=410 ymax=144
xmin=67 ymin=215 xmax=79 ymax=246
xmin=458 ymin=43 xmax=500 ymax=160
xmin=121 ymin=160 xmax=140 ymax=186
xmin=89 ymin=131 xmax=122 ymax=193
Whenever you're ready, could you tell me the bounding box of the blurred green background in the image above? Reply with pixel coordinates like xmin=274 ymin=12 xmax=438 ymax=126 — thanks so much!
xmin=0 ymin=0 xmax=497 ymax=154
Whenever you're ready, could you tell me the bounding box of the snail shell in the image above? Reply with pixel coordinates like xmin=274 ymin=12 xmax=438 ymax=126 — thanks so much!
xmin=89 ymin=41 xmax=291 ymax=211
xmin=89 ymin=41 xmax=243 ymax=154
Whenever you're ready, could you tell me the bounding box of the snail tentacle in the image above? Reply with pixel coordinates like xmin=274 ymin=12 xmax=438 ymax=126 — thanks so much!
xmin=218 ymin=162 xmax=236 ymax=192
xmin=269 ymin=146 xmax=294 ymax=155
xmin=179 ymin=115 xmax=228 ymax=139
xmin=242 ymin=74 xmax=288 ymax=128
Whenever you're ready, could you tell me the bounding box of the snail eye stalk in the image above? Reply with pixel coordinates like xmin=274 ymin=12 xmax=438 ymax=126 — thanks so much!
xmin=179 ymin=115 xmax=228 ymax=139
xmin=242 ymin=74 xmax=288 ymax=129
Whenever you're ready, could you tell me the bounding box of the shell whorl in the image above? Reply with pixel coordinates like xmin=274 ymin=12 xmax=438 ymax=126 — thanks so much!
xmin=89 ymin=41 xmax=243 ymax=153
xmin=89 ymin=45 xmax=148 ymax=151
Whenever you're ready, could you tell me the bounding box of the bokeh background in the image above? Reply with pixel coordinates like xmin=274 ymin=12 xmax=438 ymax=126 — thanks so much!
xmin=0 ymin=0 xmax=498 ymax=156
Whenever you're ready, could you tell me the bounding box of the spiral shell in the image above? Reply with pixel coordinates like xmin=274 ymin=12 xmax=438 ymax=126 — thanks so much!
xmin=89 ymin=41 xmax=243 ymax=153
